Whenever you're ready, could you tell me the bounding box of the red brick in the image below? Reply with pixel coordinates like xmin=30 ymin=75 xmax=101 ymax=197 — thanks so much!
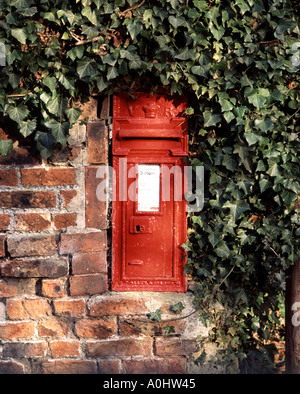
xmin=0 ymin=280 xmax=18 ymax=297
xmin=6 ymin=298 xmax=52 ymax=320
xmin=53 ymin=213 xmax=77 ymax=229
xmin=87 ymin=122 xmax=106 ymax=164
xmin=88 ymin=295 xmax=147 ymax=317
xmin=0 ymin=235 xmax=5 ymax=257
xmin=1 ymin=258 xmax=68 ymax=278
xmin=0 ymin=361 xmax=25 ymax=374
xmin=36 ymin=360 xmax=97 ymax=374
xmin=85 ymin=166 xmax=107 ymax=229
xmin=53 ymin=299 xmax=85 ymax=318
xmin=50 ymin=341 xmax=81 ymax=358
xmin=0 ymin=214 xmax=10 ymax=230
xmin=0 ymin=191 xmax=56 ymax=208
xmin=72 ymin=252 xmax=107 ymax=275
xmin=123 ymin=358 xmax=187 ymax=374
xmin=41 ymin=279 xmax=67 ymax=298
xmin=155 ymin=337 xmax=197 ymax=356
xmin=75 ymin=318 xmax=117 ymax=338
xmin=61 ymin=190 xmax=77 ymax=207
xmin=0 ymin=322 xmax=35 ymax=339
xmin=99 ymin=359 xmax=121 ymax=374
xmin=0 ymin=169 xmax=18 ymax=186
xmin=38 ymin=319 xmax=69 ymax=338
xmin=15 ymin=213 xmax=51 ymax=231
xmin=69 ymin=274 xmax=107 ymax=296
xmin=59 ymin=232 xmax=106 ymax=254
xmin=7 ymin=235 xmax=56 ymax=257
xmin=86 ymin=338 xmax=153 ymax=357
xmin=2 ymin=342 xmax=47 ymax=358
xmin=21 ymin=168 xmax=76 ymax=186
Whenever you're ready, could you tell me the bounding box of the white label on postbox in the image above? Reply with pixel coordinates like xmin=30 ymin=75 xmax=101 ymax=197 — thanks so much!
xmin=138 ymin=165 xmax=160 ymax=212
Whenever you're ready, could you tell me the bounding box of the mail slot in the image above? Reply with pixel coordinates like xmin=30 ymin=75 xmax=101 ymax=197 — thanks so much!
xmin=111 ymin=93 xmax=188 ymax=292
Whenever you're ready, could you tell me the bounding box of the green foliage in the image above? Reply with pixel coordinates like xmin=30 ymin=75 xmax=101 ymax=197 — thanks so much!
xmin=0 ymin=0 xmax=299 ymax=372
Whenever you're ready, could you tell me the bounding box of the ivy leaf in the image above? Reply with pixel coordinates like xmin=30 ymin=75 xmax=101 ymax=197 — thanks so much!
xmin=35 ymin=131 xmax=55 ymax=148
xmin=107 ymin=66 xmax=119 ymax=81
xmin=127 ymin=21 xmax=143 ymax=40
xmin=174 ymin=49 xmax=195 ymax=60
xmin=65 ymin=107 xmax=81 ymax=125
xmin=11 ymin=28 xmax=27 ymax=44
xmin=81 ymin=6 xmax=98 ymax=25
xmin=148 ymin=309 xmax=163 ymax=322
xmin=170 ymin=302 xmax=185 ymax=313
xmin=45 ymin=120 xmax=69 ymax=147
xmin=19 ymin=119 xmax=36 ymax=137
xmin=233 ymin=143 xmax=252 ymax=172
xmin=77 ymin=57 xmax=97 ymax=79
xmin=223 ymin=200 xmax=250 ymax=222
xmin=215 ymin=240 xmax=231 ymax=258
xmin=163 ymin=325 xmax=175 ymax=336
xmin=203 ymin=110 xmax=222 ymax=127
xmin=6 ymin=104 xmax=29 ymax=123
xmin=208 ymin=232 xmax=221 ymax=247
xmin=0 ymin=139 xmax=13 ymax=156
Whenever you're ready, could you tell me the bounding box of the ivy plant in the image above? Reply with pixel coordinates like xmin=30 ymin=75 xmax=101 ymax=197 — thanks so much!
xmin=0 ymin=0 xmax=299 ymax=372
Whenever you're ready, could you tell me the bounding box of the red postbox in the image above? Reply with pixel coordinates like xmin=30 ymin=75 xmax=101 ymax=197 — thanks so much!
xmin=111 ymin=93 xmax=188 ymax=292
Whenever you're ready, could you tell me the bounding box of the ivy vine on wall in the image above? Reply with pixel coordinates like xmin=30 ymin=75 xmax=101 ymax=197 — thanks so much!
xmin=0 ymin=0 xmax=299 ymax=372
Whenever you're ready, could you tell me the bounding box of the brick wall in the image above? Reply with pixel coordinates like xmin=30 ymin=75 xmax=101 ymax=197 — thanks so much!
xmin=0 ymin=96 xmax=208 ymax=374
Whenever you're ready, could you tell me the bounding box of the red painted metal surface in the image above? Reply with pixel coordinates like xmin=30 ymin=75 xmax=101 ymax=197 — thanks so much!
xmin=111 ymin=93 xmax=188 ymax=292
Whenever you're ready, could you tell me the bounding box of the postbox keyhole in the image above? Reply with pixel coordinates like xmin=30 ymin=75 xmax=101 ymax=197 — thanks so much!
xmin=136 ymin=225 xmax=141 ymax=232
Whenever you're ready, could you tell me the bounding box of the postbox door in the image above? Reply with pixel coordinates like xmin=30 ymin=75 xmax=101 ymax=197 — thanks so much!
xmin=125 ymin=163 xmax=174 ymax=279
xmin=112 ymin=157 xmax=186 ymax=292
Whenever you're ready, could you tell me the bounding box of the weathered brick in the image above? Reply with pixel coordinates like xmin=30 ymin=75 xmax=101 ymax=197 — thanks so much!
xmin=88 ymin=295 xmax=147 ymax=317
xmin=155 ymin=337 xmax=198 ymax=356
xmin=6 ymin=298 xmax=52 ymax=320
xmin=38 ymin=319 xmax=69 ymax=338
xmin=0 ymin=169 xmax=18 ymax=186
xmin=79 ymin=97 xmax=98 ymax=121
xmin=118 ymin=317 xmax=186 ymax=337
xmin=0 ymin=235 xmax=5 ymax=257
xmin=0 ymin=214 xmax=10 ymax=230
xmin=7 ymin=235 xmax=56 ymax=257
xmin=0 ymin=361 xmax=25 ymax=374
xmin=85 ymin=166 xmax=107 ymax=229
xmin=53 ymin=299 xmax=85 ymax=318
xmin=36 ymin=360 xmax=97 ymax=374
xmin=2 ymin=342 xmax=47 ymax=358
xmin=61 ymin=190 xmax=77 ymax=208
xmin=15 ymin=213 xmax=51 ymax=231
xmin=122 ymin=358 xmax=187 ymax=374
xmin=69 ymin=274 xmax=107 ymax=296
xmin=87 ymin=122 xmax=106 ymax=164
xmin=53 ymin=213 xmax=77 ymax=229
xmin=41 ymin=279 xmax=67 ymax=298
xmin=99 ymin=359 xmax=121 ymax=374
xmin=1 ymin=258 xmax=68 ymax=278
xmin=0 ymin=146 xmax=41 ymax=166
xmin=21 ymin=168 xmax=76 ymax=186
xmin=0 ymin=322 xmax=35 ymax=339
xmin=75 ymin=317 xmax=117 ymax=338
xmin=50 ymin=341 xmax=81 ymax=358
xmin=59 ymin=232 xmax=106 ymax=254
xmin=0 ymin=280 xmax=18 ymax=297
xmin=72 ymin=252 xmax=107 ymax=275
xmin=0 ymin=191 xmax=56 ymax=208
xmin=86 ymin=338 xmax=153 ymax=357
